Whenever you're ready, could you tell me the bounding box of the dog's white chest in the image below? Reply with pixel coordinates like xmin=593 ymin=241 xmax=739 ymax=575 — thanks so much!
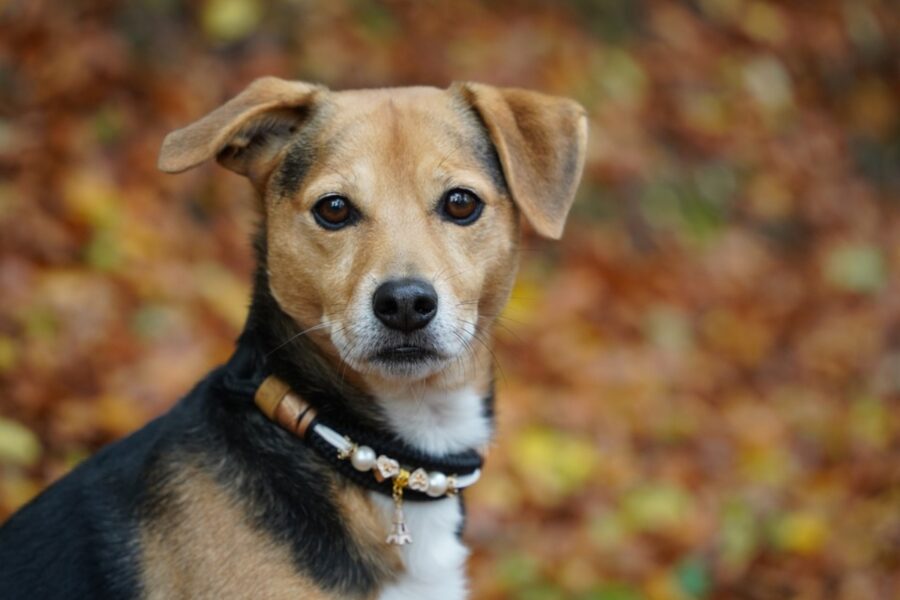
xmin=370 ymin=385 xmax=489 ymax=599
xmin=372 ymin=493 xmax=469 ymax=600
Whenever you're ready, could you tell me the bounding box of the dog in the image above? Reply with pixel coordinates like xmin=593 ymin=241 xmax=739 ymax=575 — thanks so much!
xmin=0 ymin=78 xmax=586 ymax=599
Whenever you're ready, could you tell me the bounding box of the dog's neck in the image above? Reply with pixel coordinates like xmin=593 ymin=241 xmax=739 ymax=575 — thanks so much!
xmin=242 ymin=256 xmax=495 ymax=457
xmin=373 ymin=385 xmax=493 ymax=455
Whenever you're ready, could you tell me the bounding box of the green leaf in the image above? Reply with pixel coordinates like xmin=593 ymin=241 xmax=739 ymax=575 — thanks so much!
xmin=676 ymin=557 xmax=710 ymax=598
xmin=85 ymin=226 xmax=122 ymax=271
xmin=644 ymin=305 xmax=692 ymax=353
xmin=498 ymin=554 xmax=540 ymax=588
xmin=849 ymin=396 xmax=889 ymax=449
xmin=720 ymin=499 xmax=758 ymax=569
xmin=92 ymin=107 xmax=125 ymax=145
xmin=823 ymin=243 xmax=886 ymax=293
xmin=621 ymin=484 xmax=691 ymax=532
xmin=519 ymin=585 xmax=567 ymax=600
xmin=582 ymin=583 xmax=644 ymax=600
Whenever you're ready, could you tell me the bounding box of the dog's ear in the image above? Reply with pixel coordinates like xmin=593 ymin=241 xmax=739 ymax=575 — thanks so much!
xmin=158 ymin=77 xmax=324 ymax=182
xmin=453 ymin=82 xmax=588 ymax=239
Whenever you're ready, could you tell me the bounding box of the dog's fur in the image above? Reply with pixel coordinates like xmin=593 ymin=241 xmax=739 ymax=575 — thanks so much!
xmin=0 ymin=78 xmax=586 ymax=599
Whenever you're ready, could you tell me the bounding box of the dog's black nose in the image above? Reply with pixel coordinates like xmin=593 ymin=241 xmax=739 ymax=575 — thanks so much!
xmin=372 ymin=278 xmax=438 ymax=332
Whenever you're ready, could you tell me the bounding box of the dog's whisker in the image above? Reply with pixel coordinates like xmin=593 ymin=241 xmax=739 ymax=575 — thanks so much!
xmin=265 ymin=322 xmax=332 ymax=358
xmin=455 ymin=299 xmax=481 ymax=307
xmin=457 ymin=321 xmax=506 ymax=384
xmin=455 ymin=330 xmax=478 ymax=382
xmin=476 ymin=312 xmax=528 ymax=327
xmin=432 ymin=265 xmax=451 ymax=287
xmin=466 ymin=314 xmax=523 ymax=341
xmin=488 ymin=320 xmax=521 ymax=341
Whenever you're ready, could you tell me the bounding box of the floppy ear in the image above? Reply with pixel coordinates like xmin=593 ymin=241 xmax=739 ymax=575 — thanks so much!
xmin=454 ymin=82 xmax=588 ymax=239
xmin=158 ymin=77 xmax=324 ymax=182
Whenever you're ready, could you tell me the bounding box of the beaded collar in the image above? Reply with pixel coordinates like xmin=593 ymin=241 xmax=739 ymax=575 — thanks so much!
xmin=224 ymin=347 xmax=487 ymax=546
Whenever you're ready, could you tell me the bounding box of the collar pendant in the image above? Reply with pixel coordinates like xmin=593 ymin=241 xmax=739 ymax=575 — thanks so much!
xmin=386 ymin=469 xmax=413 ymax=546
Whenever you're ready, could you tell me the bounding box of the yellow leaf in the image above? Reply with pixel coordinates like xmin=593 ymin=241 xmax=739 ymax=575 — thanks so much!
xmin=741 ymin=2 xmax=788 ymax=45
xmin=202 ymin=0 xmax=263 ymax=42
xmin=195 ymin=263 xmax=251 ymax=331
xmin=503 ymin=277 xmax=542 ymax=323
xmin=62 ymin=171 xmax=120 ymax=229
xmin=97 ymin=395 xmax=146 ymax=437
xmin=774 ymin=512 xmax=828 ymax=555
xmin=509 ymin=427 xmax=598 ymax=506
xmin=0 ymin=418 xmax=42 ymax=467
xmin=0 ymin=475 xmax=43 ymax=512
xmin=0 ymin=335 xmax=18 ymax=373
xmin=621 ymin=484 xmax=691 ymax=532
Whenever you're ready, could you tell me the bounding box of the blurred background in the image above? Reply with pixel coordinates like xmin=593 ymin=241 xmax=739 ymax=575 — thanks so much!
xmin=1 ymin=1 xmax=898 ymax=598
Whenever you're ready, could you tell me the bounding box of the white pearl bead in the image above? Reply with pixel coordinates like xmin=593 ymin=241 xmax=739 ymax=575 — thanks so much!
xmin=351 ymin=445 xmax=376 ymax=471
xmin=426 ymin=471 xmax=448 ymax=497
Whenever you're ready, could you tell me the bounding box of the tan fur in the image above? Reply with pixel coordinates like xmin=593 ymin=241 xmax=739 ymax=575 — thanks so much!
xmin=140 ymin=465 xmax=353 ymax=600
xmin=333 ymin=483 xmax=404 ymax=575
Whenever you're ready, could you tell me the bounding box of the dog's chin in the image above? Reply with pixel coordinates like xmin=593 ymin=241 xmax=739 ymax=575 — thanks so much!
xmin=365 ymin=346 xmax=450 ymax=380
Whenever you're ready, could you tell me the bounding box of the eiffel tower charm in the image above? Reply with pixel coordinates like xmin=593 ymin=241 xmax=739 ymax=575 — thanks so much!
xmin=386 ymin=504 xmax=412 ymax=546
xmin=386 ymin=469 xmax=412 ymax=545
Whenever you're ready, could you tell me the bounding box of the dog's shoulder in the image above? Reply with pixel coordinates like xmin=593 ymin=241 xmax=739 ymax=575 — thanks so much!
xmin=150 ymin=382 xmax=402 ymax=599
xmin=1 ymin=370 xmax=402 ymax=599
xmin=0 ymin=393 xmax=181 ymax=599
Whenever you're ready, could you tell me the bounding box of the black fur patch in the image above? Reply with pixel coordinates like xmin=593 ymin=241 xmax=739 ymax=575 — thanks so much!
xmin=457 ymin=101 xmax=509 ymax=194
xmin=274 ymin=135 xmax=317 ymax=197
xmin=272 ymin=106 xmax=334 ymax=198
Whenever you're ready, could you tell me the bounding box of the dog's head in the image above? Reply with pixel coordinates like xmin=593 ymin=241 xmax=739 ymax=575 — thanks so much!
xmin=159 ymin=78 xmax=586 ymax=391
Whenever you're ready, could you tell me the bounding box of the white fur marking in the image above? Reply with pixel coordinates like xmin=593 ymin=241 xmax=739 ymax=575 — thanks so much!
xmin=373 ymin=494 xmax=469 ymax=600
xmin=377 ymin=386 xmax=491 ymax=456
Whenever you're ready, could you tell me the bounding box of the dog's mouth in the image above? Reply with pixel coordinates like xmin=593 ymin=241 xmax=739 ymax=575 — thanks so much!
xmin=370 ymin=345 xmax=442 ymax=365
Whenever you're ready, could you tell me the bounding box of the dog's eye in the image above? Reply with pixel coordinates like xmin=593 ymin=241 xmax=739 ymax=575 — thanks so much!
xmin=440 ymin=188 xmax=484 ymax=225
xmin=312 ymin=195 xmax=357 ymax=230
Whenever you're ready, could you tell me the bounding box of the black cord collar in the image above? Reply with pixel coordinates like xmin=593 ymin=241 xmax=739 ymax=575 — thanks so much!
xmin=216 ymin=340 xmax=486 ymax=503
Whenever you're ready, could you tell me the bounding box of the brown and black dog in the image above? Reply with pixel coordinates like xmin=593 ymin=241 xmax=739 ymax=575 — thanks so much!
xmin=0 ymin=78 xmax=586 ymax=599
